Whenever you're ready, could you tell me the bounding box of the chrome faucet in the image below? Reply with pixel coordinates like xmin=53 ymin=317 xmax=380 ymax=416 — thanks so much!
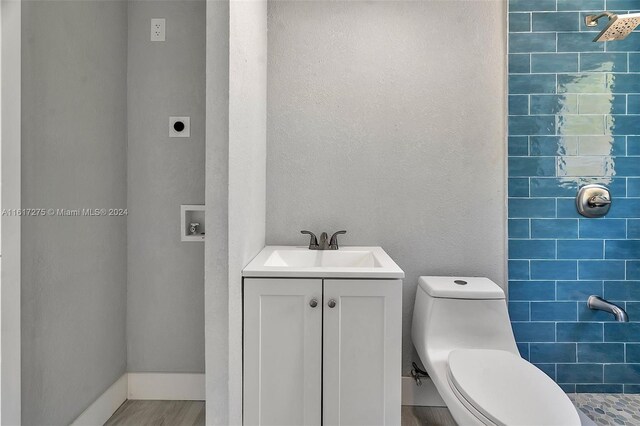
xmin=301 ymin=230 xmax=347 ymax=250
xmin=587 ymin=295 xmax=629 ymax=322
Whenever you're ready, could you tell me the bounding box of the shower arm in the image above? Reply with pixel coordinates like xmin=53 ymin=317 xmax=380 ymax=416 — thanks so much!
xmin=585 ymin=12 xmax=615 ymax=27
xmin=587 ymin=295 xmax=629 ymax=322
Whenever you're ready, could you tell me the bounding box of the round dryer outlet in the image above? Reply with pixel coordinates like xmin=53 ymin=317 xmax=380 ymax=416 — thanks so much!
xmin=169 ymin=116 xmax=190 ymax=138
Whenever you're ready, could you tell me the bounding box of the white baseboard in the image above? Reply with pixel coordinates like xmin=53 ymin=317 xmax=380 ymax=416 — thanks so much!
xmin=73 ymin=373 xmax=428 ymax=425
xmin=71 ymin=374 xmax=128 ymax=426
xmin=127 ymin=373 xmax=205 ymax=400
xmin=401 ymin=376 xmax=446 ymax=407
xmin=70 ymin=372 xmax=205 ymax=425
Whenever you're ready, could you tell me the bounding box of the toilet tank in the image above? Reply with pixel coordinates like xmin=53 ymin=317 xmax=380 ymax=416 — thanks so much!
xmin=411 ymin=276 xmax=519 ymax=361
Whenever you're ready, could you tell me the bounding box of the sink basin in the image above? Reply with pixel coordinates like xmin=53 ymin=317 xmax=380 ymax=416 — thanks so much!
xmin=243 ymin=246 xmax=404 ymax=278
xmin=264 ymin=250 xmax=381 ymax=268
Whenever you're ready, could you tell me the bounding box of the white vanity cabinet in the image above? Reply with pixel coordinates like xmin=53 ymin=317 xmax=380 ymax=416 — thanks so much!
xmin=243 ymin=277 xmax=402 ymax=426
xmin=322 ymin=279 xmax=402 ymax=426
xmin=243 ymin=278 xmax=323 ymax=426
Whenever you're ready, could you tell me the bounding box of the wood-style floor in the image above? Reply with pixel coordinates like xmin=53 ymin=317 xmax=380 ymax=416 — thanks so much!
xmin=104 ymin=400 xmax=205 ymax=426
xmin=401 ymin=405 xmax=457 ymax=426
xmin=104 ymin=400 xmax=455 ymax=426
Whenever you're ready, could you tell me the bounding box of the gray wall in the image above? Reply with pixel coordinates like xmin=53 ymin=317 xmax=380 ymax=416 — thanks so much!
xmin=205 ymin=0 xmax=231 ymax=423
xmin=21 ymin=1 xmax=128 ymax=424
xmin=228 ymin=0 xmax=267 ymax=422
xmin=266 ymin=0 xmax=507 ymax=373
xmin=204 ymin=0 xmax=268 ymax=423
xmin=2 ymin=0 xmax=23 ymax=422
xmin=127 ymin=0 xmax=206 ymax=373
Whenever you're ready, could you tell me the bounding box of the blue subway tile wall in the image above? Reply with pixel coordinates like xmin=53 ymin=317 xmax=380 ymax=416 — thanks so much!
xmin=508 ymin=0 xmax=640 ymax=393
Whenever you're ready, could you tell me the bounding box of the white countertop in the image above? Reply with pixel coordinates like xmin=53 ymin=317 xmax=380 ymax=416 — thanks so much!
xmin=242 ymin=245 xmax=405 ymax=279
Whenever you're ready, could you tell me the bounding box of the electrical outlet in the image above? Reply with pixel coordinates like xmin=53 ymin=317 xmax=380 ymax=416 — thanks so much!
xmin=151 ymin=18 xmax=166 ymax=42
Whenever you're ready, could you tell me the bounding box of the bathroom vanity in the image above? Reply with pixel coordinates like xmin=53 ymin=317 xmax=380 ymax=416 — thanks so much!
xmin=242 ymin=246 xmax=404 ymax=426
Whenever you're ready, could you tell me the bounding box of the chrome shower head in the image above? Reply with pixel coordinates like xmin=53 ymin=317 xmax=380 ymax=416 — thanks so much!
xmin=585 ymin=11 xmax=640 ymax=42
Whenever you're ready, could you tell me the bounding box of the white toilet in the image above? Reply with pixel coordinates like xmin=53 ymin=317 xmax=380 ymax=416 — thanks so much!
xmin=411 ymin=276 xmax=582 ymax=426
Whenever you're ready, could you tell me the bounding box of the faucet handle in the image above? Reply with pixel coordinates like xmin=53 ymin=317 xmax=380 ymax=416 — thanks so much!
xmin=588 ymin=195 xmax=611 ymax=207
xmin=329 ymin=230 xmax=347 ymax=249
xmin=301 ymin=230 xmax=319 ymax=249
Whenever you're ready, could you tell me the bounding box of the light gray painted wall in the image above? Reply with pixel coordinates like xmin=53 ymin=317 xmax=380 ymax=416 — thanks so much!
xmin=267 ymin=0 xmax=507 ymax=374
xmin=205 ymin=0 xmax=230 ymax=424
xmin=21 ymin=1 xmax=128 ymax=424
xmin=205 ymin=0 xmax=267 ymax=423
xmin=127 ymin=0 xmax=206 ymax=373
xmin=228 ymin=0 xmax=267 ymax=422
xmin=2 ymin=0 xmax=22 ymax=423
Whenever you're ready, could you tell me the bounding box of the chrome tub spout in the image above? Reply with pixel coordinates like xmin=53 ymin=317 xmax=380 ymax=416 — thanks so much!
xmin=587 ymin=295 xmax=629 ymax=322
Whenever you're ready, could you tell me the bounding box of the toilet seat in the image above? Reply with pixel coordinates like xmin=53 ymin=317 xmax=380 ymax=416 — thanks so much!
xmin=446 ymin=349 xmax=581 ymax=426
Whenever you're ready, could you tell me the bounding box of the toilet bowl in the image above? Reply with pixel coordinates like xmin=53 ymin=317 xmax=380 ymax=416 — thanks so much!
xmin=411 ymin=276 xmax=581 ymax=426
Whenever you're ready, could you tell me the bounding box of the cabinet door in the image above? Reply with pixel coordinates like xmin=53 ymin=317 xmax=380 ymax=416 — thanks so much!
xmin=323 ymin=280 xmax=402 ymax=426
xmin=243 ymin=278 xmax=323 ymax=426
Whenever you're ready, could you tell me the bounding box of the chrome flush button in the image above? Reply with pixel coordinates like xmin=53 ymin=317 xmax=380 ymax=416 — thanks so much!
xmin=576 ymin=184 xmax=612 ymax=218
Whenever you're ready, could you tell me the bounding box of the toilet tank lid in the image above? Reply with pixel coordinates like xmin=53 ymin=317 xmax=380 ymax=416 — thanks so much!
xmin=418 ymin=276 xmax=505 ymax=299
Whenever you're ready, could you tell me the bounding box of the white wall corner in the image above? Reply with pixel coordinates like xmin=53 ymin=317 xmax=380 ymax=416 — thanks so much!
xmin=401 ymin=376 xmax=446 ymax=407
xmin=70 ymin=374 xmax=128 ymax=426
